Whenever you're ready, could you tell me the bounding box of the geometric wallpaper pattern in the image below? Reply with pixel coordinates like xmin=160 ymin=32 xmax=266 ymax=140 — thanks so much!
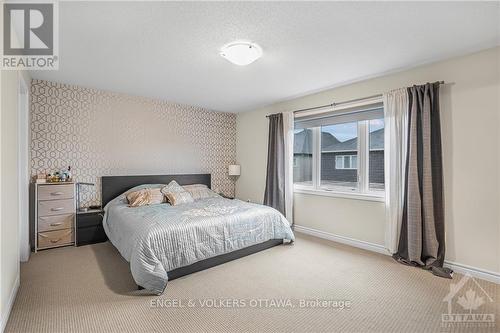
xmin=30 ymin=79 xmax=237 ymax=207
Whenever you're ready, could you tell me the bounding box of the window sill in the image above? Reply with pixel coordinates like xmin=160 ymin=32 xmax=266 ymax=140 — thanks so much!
xmin=294 ymin=187 xmax=385 ymax=202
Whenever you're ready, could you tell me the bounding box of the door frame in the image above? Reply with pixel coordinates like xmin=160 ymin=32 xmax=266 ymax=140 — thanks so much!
xmin=18 ymin=74 xmax=30 ymax=262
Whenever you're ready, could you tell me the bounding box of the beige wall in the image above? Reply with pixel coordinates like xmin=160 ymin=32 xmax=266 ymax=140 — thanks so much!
xmin=0 ymin=48 xmax=3 ymax=324
xmin=0 ymin=70 xmax=30 ymax=331
xmin=236 ymin=47 xmax=500 ymax=274
xmin=1 ymin=69 xmax=19 ymax=327
xmin=497 ymin=47 xmax=500 ymax=276
xmin=0 ymin=13 xmax=31 ymax=326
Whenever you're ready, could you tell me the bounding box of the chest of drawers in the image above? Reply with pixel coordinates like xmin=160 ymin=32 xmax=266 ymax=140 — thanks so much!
xmin=34 ymin=183 xmax=76 ymax=252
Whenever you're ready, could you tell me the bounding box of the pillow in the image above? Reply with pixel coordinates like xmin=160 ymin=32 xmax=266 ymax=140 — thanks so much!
xmin=126 ymin=188 xmax=165 ymax=207
xmin=161 ymin=181 xmax=194 ymax=206
xmin=183 ymin=184 xmax=207 ymax=189
xmin=122 ymin=184 xmax=164 ymax=197
xmin=183 ymin=184 xmax=220 ymax=200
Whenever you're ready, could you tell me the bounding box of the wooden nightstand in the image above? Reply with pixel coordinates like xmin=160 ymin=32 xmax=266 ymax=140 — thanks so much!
xmin=76 ymin=209 xmax=107 ymax=246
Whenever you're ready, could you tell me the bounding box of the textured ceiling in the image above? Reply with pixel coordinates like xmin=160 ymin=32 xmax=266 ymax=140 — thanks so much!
xmin=31 ymin=1 xmax=500 ymax=112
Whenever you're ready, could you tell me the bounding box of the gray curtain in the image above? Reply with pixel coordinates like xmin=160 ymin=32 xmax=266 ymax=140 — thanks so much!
xmin=264 ymin=113 xmax=286 ymax=215
xmin=394 ymin=82 xmax=452 ymax=279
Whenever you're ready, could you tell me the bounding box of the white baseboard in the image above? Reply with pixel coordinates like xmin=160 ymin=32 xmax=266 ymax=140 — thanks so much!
xmin=444 ymin=260 xmax=500 ymax=284
xmin=294 ymin=224 xmax=390 ymax=256
xmin=0 ymin=274 xmax=19 ymax=333
xmin=294 ymin=224 xmax=500 ymax=285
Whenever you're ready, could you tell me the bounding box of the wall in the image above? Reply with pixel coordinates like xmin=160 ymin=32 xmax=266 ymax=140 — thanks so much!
xmin=317 ymin=151 xmax=384 ymax=185
xmin=236 ymin=47 xmax=500 ymax=274
xmin=0 ymin=72 xmax=31 ymax=332
xmin=30 ymin=80 xmax=237 ymax=206
xmin=1 ymin=69 xmax=18 ymax=332
xmin=0 ymin=19 xmax=31 ymax=330
xmin=0 ymin=50 xmax=3 ymax=330
xmin=321 ymin=152 xmax=358 ymax=183
xmin=0 ymin=50 xmax=2 ymax=329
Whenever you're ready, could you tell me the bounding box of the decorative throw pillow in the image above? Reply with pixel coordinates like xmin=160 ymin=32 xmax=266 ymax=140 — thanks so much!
xmin=126 ymin=188 xmax=165 ymax=207
xmin=183 ymin=184 xmax=220 ymax=200
xmin=161 ymin=181 xmax=194 ymax=206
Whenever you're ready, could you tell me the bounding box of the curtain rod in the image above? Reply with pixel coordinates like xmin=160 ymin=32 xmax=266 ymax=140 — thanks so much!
xmin=266 ymin=80 xmax=445 ymax=118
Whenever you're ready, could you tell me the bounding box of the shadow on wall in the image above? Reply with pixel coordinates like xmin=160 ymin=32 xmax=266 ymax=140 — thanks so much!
xmin=440 ymin=83 xmax=455 ymax=261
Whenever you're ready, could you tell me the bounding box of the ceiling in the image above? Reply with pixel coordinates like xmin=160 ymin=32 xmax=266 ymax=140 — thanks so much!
xmin=31 ymin=1 xmax=500 ymax=113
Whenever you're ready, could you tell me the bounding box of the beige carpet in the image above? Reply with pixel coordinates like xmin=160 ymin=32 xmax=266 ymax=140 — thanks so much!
xmin=5 ymin=234 xmax=499 ymax=333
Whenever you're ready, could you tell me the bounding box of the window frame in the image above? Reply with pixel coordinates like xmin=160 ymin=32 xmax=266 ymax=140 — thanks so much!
xmin=335 ymin=155 xmax=358 ymax=170
xmin=293 ymin=100 xmax=385 ymax=202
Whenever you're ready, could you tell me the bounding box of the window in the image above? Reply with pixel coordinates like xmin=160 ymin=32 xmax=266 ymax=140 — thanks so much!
xmin=293 ymin=128 xmax=313 ymax=186
xmin=293 ymin=100 xmax=385 ymax=199
xmin=320 ymin=121 xmax=359 ymax=191
xmin=335 ymin=155 xmax=358 ymax=170
xmin=369 ymin=119 xmax=385 ymax=192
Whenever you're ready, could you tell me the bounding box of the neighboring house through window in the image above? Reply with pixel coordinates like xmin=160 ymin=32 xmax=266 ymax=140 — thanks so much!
xmin=293 ymin=99 xmax=385 ymax=198
xmin=335 ymin=155 xmax=358 ymax=170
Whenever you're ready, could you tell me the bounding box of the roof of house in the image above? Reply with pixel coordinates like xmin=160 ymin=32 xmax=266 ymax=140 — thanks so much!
xmin=294 ymin=128 xmax=384 ymax=154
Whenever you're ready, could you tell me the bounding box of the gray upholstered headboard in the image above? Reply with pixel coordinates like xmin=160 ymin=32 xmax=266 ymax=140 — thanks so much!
xmin=101 ymin=174 xmax=211 ymax=207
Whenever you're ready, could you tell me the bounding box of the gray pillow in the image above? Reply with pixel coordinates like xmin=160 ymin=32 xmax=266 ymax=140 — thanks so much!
xmin=183 ymin=184 xmax=220 ymax=200
xmin=161 ymin=181 xmax=194 ymax=206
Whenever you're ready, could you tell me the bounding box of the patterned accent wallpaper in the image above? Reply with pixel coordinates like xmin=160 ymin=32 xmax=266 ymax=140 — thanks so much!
xmin=30 ymin=79 xmax=236 ymax=206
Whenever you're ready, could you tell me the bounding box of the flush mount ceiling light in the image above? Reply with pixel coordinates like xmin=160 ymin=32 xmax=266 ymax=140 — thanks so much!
xmin=220 ymin=41 xmax=263 ymax=66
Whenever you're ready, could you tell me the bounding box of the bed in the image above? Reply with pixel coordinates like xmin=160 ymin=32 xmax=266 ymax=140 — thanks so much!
xmin=101 ymin=174 xmax=295 ymax=294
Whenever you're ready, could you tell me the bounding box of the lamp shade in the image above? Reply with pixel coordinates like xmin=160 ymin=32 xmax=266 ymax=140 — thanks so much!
xmin=228 ymin=164 xmax=241 ymax=176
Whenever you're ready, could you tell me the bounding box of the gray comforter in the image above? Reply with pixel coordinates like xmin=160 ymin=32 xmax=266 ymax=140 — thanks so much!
xmin=103 ymin=186 xmax=294 ymax=294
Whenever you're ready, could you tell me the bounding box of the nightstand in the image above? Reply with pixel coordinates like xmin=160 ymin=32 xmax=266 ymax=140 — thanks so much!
xmin=76 ymin=209 xmax=107 ymax=246
xmin=34 ymin=182 xmax=76 ymax=252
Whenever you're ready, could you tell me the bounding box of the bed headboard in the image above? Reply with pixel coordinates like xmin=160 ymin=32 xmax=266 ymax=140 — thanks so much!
xmin=101 ymin=173 xmax=211 ymax=207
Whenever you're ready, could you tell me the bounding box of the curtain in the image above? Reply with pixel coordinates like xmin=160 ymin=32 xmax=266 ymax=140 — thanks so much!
xmin=383 ymin=88 xmax=409 ymax=254
xmin=394 ymin=82 xmax=452 ymax=278
xmin=282 ymin=111 xmax=294 ymax=226
xmin=264 ymin=113 xmax=285 ymax=215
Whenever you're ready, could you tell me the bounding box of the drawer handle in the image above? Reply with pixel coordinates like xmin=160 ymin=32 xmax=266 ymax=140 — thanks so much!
xmin=51 ymin=207 xmax=64 ymax=211
xmin=50 ymin=222 xmax=63 ymax=226
xmin=51 ymin=192 xmax=64 ymax=196
xmin=50 ymin=238 xmax=62 ymax=243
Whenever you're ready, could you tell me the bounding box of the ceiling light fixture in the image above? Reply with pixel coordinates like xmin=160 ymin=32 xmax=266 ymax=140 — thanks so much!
xmin=220 ymin=41 xmax=262 ymax=66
